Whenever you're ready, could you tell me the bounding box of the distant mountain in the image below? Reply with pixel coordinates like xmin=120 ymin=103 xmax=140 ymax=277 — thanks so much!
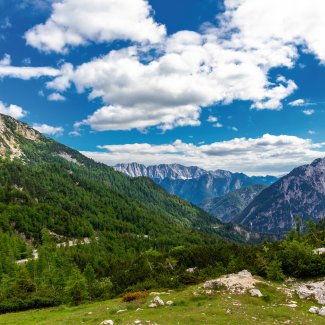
xmin=114 ymin=163 xmax=277 ymax=205
xmin=201 ymin=184 xmax=267 ymax=223
xmin=236 ymin=158 xmax=325 ymax=234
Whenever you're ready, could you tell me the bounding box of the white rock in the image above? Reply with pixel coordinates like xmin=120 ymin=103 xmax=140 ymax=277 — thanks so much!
xmin=134 ymin=321 xmax=141 ymax=324
xmin=319 ymin=307 xmax=325 ymax=316
xmin=153 ymin=296 xmax=164 ymax=306
xmin=186 ymin=267 xmax=197 ymax=273
xmin=116 ymin=309 xmax=127 ymax=314
xmin=296 ymin=280 xmax=325 ymax=304
xmin=309 ymin=306 xmax=319 ymax=314
xmin=100 ymin=320 xmax=114 ymax=325
xmin=237 ymin=270 xmax=252 ymax=277
xmin=313 ymin=248 xmax=325 ymax=255
xmin=166 ymin=300 xmax=173 ymax=305
xmin=148 ymin=303 xmax=157 ymax=308
xmin=249 ymin=289 xmax=263 ymax=297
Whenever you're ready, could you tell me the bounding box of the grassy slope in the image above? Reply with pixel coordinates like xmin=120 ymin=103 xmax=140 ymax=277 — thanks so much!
xmin=0 ymin=280 xmax=323 ymax=325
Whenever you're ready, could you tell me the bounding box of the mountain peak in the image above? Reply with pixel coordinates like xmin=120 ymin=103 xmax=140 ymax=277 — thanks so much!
xmin=0 ymin=114 xmax=42 ymax=160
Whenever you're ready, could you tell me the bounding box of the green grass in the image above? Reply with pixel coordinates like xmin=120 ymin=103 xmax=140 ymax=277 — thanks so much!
xmin=0 ymin=282 xmax=323 ymax=325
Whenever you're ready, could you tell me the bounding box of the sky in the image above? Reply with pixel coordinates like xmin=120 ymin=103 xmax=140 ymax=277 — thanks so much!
xmin=1 ymin=0 xmax=325 ymax=175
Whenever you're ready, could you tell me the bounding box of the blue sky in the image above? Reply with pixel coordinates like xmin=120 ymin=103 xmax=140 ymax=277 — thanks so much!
xmin=0 ymin=0 xmax=325 ymax=175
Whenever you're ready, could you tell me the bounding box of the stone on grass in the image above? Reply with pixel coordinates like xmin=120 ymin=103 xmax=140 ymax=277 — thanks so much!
xmin=249 ymin=289 xmax=263 ymax=297
xmin=166 ymin=300 xmax=173 ymax=305
xmin=100 ymin=320 xmax=114 ymax=325
xmin=148 ymin=302 xmax=157 ymax=308
xmin=309 ymin=306 xmax=319 ymax=314
xmin=153 ymin=296 xmax=164 ymax=306
xmin=319 ymin=307 xmax=325 ymax=316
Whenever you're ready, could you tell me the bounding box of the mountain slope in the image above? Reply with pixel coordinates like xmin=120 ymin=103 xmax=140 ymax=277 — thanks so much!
xmin=236 ymin=158 xmax=325 ymax=234
xmin=201 ymin=184 xmax=267 ymax=222
xmin=0 ymin=114 xmax=258 ymax=244
xmin=115 ymin=163 xmax=277 ymax=205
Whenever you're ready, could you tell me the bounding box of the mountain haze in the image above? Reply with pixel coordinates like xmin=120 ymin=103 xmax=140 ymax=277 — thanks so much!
xmin=201 ymin=184 xmax=267 ymax=223
xmin=114 ymin=163 xmax=277 ymax=205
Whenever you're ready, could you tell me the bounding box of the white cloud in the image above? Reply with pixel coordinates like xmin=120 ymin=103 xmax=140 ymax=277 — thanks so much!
xmin=16 ymin=0 xmax=325 ymax=132
xmin=213 ymin=123 xmax=223 ymax=128
xmin=82 ymin=134 xmax=325 ymax=176
xmin=231 ymin=126 xmax=238 ymax=131
xmin=32 ymin=123 xmax=64 ymax=136
xmin=25 ymin=0 xmax=166 ymax=53
xmin=0 ymin=65 xmax=59 ymax=80
xmin=0 ymin=101 xmax=28 ymax=119
xmin=47 ymin=92 xmax=66 ymax=101
xmin=59 ymin=33 xmax=297 ymax=131
xmin=207 ymin=116 xmax=218 ymax=123
xmin=0 ymin=54 xmax=11 ymax=66
xmin=308 ymin=130 xmax=316 ymax=135
xmin=303 ymin=109 xmax=315 ymax=116
xmin=289 ymin=99 xmax=305 ymax=107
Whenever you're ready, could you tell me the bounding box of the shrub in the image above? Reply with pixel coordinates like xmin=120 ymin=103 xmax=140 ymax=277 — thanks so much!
xmin=122 ymin=291 xmax=149 ymax=302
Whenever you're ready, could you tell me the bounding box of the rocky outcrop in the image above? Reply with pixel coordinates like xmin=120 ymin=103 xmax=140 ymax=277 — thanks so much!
xmin=203 ymin=270 xmax=263 ymax=294
xmin=296 ymin=280 xmax=325 ymax=304
xmin=237 ymin=158 xmax=325 ymax=234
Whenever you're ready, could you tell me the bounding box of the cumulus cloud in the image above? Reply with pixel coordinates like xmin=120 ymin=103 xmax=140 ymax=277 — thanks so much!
xmin=0 ymin=101 xmax=28 ymax=119
xmin=82 ymin=134 xmax=325 ymax=176
xmin=59 ymin=32 xmax=297 ymax=131
xmin=32 ymin=123 xmax=64 ymax=136
xmin=25 ymin=0 xmax=166 ymax=53
xmin=47 ymin=92 xmax=66 ymax=101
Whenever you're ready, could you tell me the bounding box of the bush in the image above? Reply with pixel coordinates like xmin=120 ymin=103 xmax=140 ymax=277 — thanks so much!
xmin=122 ymin=291 xmax=149 ymax=302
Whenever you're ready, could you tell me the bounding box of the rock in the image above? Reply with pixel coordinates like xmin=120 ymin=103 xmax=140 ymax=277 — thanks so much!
xmin=319 ymin=307 xmax=325 ymax=316
xmin=86 ymin=312 xmax=93 ymax=315
xmin=134 ymin=321 xmax=141 ymax=324
xmin=166 ymin=300 xmax=173 ymax=305
xmin=205 ymin=290 xmax=213 ymax=295
xmin=313 ymin=248 xmax=325 ymax=255
xmin=186 ymin=267 xmax=198 ymax=273
xmin=203 ymin=270 xmax=262 ymax=294
xmin=100 ymin=321 xmax=114 ymax=325
xmin=136 ymin=308 xmax=143 ymax=312
xmin=249 ymin=289 xmax=263 ymax=297
xmin=148 ymin=303 xmax=157 ymax=308
xmin=116 ymin=309 xmax=127 ymax=314
xmin=153 ymin=296 xmax=164 ymax=306
xmin=226 ymin=308 xmax=232 ymax=314
xmin=283 ymin=304 xmax=297 ymax=308
xmin=296 ymin=280 xmax=325 ymax=304
xmin=237 ymin=270 xmax=252 ymax=277
xmin=309 ymin=306 xmax=319 ymax=314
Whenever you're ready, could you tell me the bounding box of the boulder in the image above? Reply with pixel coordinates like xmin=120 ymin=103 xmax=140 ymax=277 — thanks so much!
xmin=296 ymin=281 xmax=325 ymax=304
xmin=237 ymin=270 xmax=252 ymax=277
xmin=249 ymin=289 xmax=263 ymax=297
xmin=153 ymin=296 xmax=164 ymax=306
xmin=166 ymin=300 xmax=173 ymax=305
xmin=148 ymin=302 xmax=157 ymax=308
xmin=309 ymin=306 xmax=319 ymax=314
xmin=100 ymin=321 xmax=114 ymax=325
xmin=319 ymin=307 xmax=325 ymax=316
xmin=313 ymin=248 xmax=325 ymax=255
xmin=186 ymin=267 xmax=198 ymax=273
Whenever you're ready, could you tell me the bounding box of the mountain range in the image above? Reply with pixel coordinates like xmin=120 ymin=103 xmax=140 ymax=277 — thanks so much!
xmin=114 ymin=163 xmax=277 ymax=206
